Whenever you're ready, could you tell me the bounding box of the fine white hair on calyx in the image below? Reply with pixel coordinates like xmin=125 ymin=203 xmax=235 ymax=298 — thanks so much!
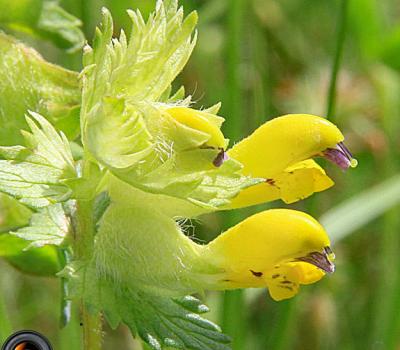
xmin=175 ymin=216 xmax=206 ymax=244
xmin=154 ymin=136 xmax=174 ymax=163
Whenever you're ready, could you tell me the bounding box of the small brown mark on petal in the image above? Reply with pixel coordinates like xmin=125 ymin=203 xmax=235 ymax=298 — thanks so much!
xmin=265 ymin=178 xmax=276 ymax=186
xmin=250 ymin=270 xmax=263 ymax=277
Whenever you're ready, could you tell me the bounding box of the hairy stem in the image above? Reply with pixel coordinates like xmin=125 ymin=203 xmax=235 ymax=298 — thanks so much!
xmin=73 ymin=164 xmax=102 ymax=350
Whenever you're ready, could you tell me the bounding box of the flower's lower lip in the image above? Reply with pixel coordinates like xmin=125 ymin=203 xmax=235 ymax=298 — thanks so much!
xmin=323 ymin=142 xmax=357 ymax=170
xmin=296 ymin=251 xmax=335 ymax=273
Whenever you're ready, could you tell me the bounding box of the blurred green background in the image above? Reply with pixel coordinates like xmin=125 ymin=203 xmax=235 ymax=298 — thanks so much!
xmin=1 ymin=0 xmax=400 ymax=349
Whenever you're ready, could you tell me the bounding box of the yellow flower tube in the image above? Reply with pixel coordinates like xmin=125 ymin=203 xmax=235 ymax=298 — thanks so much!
xmin=226 ymin=114 xmax=356 ymax=208
xmin=199 ymin=209 xmax=335 ymax=301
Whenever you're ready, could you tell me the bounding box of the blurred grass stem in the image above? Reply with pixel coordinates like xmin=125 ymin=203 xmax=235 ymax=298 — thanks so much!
xmin=326 ymin=0 xmax=349 ymax=120
xmin=220 ymin=0 xmax=246 ymax=348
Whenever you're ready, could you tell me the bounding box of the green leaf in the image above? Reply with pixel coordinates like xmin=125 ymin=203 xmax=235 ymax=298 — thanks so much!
xmin=0 ymin=0 xmax=85 ymax=51
xmin=320 ymin=175 xmax=400 ymax=242
xmin=63 ymin=261 xmax=231 ymax=350
xmin=0 ymin=233 xmax=61 ymax=276
xmin=106 ymin=289 xmax=232 ymax=350
xmin=11 ymin=203 xmax=70 ymax=248
xmin=0 ymin=193 xmax=32 ymax=232
xmin=0 ymin=112 xmax=75 ymax=208
xmin=37 ymin=1 xmax=85 ymax=51
xmin=0 ymin=32 xmax=80 ymax=145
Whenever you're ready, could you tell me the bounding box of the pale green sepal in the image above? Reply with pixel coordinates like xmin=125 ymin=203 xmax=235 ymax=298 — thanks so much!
xmin=187 ymin=157 xmax=263 ymax=208
xmin=168 ymin=86 xmax=186 ymax=102
xmin=11 ymin=203 xmax=71 ymax=248
xmin=159 ymin=85 xmax=172 ymax=102
xmin=201 ymin=103 xmax=225 ymax=128
xmin=85 ymin=97 xmax=154 ymax=169
xmin=0 ymin=33 xmax=80 ymax=144
xmin=109 ymin=148 xmax=261 ymax=211
xmin=108 ymin=175 xmax=213 ymax=218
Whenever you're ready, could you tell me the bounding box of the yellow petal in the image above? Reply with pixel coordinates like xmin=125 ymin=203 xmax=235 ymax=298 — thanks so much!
xmin=203 ymin=209 xmax=331 ymax=292
xmin=166 ymin=107 xmax=227 ymax=149
xmin=226 ymin=159 xmax=334 ymax=209
xmin=264 ymin=262 xmax=325 ymax=301
xmin=227 ymin=114 xmax=344 ymax=178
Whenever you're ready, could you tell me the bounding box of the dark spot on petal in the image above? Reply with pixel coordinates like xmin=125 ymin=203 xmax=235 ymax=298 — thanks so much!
xmin=250 ymin=270 xmax=263 ymax=277
xmin=280 ymin=285 xmax=294 ymax=291
xmin=265 ymin=178 xmax=276 ymax=186
xmin=272 ymin=274 xmax=280 ymax=279
xmin=281 ymin=280 xmax=293 ymax=285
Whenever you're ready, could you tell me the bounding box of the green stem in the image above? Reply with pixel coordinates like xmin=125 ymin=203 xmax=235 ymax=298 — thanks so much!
xmin=81 ymin=304 xmax=102 ymax=350
xmin=73 ymin=166 xmax=102 ymax=350
xmin=326 ymin=0 xmax=349 ymax=120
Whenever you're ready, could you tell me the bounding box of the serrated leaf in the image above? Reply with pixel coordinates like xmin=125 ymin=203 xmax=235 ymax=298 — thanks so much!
xmin=0 ymin=233 xmax=61 ymax=276
xmin=0 ymin=33 xmax=80 ymax=145
xmin=64 ymin=261 xmax=231 ymax=350
xmin=11 ymin=203 xmax=70 ymax=248
xmin=0 ymin=158 xmax=70 ymax=208
xmin=113 ymin=289 xmax=232 ymax=350
xmin=0 ymin=0 xmax=85 ymax=51
xmin=0 ymin=112 xmax=75 ymax=208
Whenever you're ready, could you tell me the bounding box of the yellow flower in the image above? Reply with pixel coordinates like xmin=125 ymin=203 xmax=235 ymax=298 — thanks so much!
xmin=227 ymin=114 xmax=357 ymax=208
xmin=98 ymin=111 xmax=353 ymax=302
xmin=199 ymin=209 xmax=334 ymax=301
